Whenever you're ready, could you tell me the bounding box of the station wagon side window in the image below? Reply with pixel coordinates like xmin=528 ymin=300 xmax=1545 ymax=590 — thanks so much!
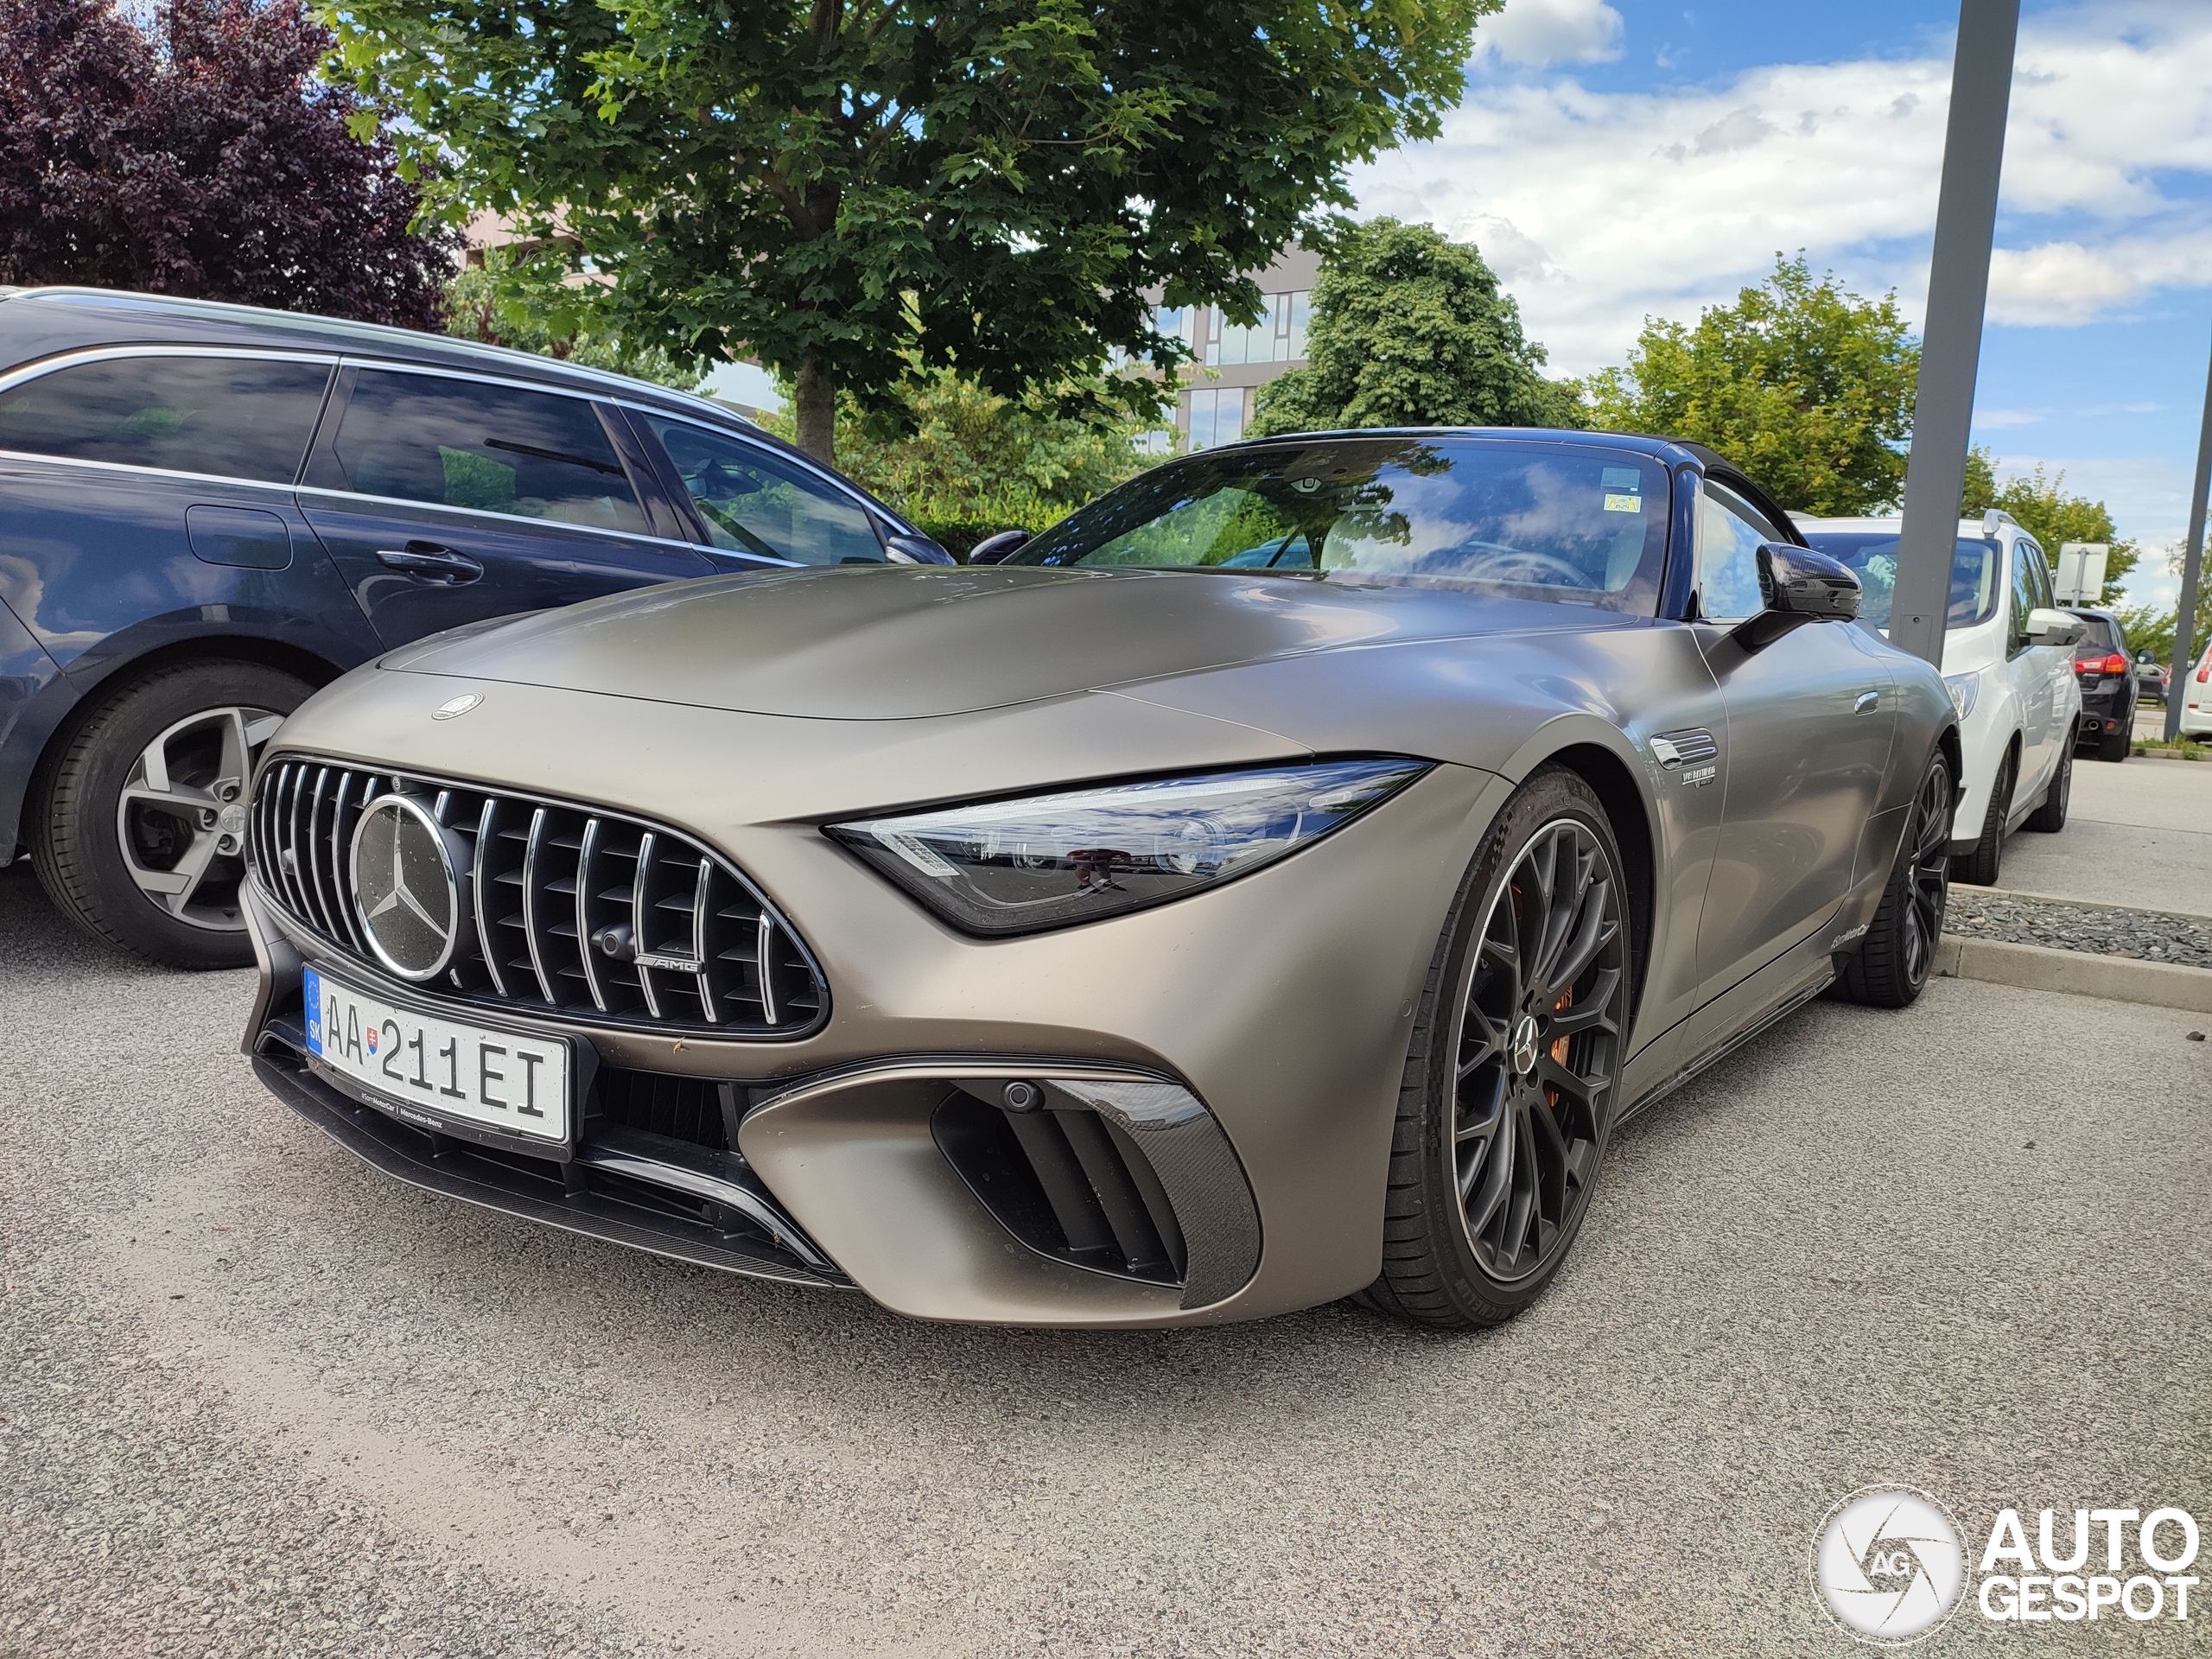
xmin=1694 ymin=480 xmax=1777 ymax=622
xmin=0 ymin=353 xmax=334 ymax=483
xmin=640 ymin=415 xmax=886 ymax=565
xmin=305 ymin=368 xmax=648 ymax=533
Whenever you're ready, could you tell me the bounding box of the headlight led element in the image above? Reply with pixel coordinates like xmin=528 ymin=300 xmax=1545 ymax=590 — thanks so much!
xmin=827 ymin=758 xmax=1431 ymax=935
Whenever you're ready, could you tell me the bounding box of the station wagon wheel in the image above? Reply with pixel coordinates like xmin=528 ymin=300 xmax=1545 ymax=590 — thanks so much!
xmin=31 ymin=659 xmax=311 ymax=969
xmin=1365 ymin=766 xmax=1630 ymax=1328
xmin=115 ymin=704 xmax=286 ymax=929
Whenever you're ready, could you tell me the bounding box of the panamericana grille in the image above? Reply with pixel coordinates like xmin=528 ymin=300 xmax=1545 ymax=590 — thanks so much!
xmin=250 ymin=757 xmax=827 ymax=1037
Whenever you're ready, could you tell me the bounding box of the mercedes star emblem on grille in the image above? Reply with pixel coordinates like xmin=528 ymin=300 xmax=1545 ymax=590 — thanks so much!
xmin=349 ymin=794 xmax=463 ymax=981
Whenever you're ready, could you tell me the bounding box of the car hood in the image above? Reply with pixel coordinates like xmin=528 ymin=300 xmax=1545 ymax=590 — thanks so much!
xmin=379 ymin=564 xmax=1630 ymax=720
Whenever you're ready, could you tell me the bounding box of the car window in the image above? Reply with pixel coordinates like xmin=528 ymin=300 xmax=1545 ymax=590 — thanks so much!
xmin=1695 ymin=482 xmax=1773 ymax=621
xmin=643 ymin=416 xmax=883 ymax=565
xmin=2023 ymin=540 xmax=2056 ymax=611
xmin=308 ymin=369 xmax=647 ymax=533
xmin=1800 ymin=532 xmax=2005 ymax=630
xmin=0 ymin=354 xmax=332 ymax=483
xmin=2008 ymin=543 xmax=2043 ymax=655
xmin=2072 ymin=613 xmax=2118 ymax=655
xmin=1012 ymin=437 xmax=1670 ymax=612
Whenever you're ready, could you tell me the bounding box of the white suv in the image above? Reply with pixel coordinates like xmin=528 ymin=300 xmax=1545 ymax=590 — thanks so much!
xmin=2183 ymin=641 xmax=2212 ymax=739
xmin=1798 ymin=511 xmax=2085 ymax=886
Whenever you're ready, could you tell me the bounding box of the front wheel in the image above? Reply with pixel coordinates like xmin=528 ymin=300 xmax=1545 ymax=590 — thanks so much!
xmin=1364 ymin=766 xmax=1631 ymax=1329
xmin=1834 ymin=748 xmax=1951 ymax=1007
xmin=30 ymin=660 xmax=310 ymax=968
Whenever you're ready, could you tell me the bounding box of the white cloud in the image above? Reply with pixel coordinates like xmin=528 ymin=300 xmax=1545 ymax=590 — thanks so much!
xmin=1471 ymin=0 xmax=1624 ymax=69
xmin=1351 ymin=0 xmax=2212 ymax=372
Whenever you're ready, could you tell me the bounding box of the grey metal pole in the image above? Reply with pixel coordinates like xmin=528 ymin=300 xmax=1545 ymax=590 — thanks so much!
xmin=2162 ymin=336 xmax=2212 ymax=741
xmin=1889 ymin=0 xmax=2021 ymax=669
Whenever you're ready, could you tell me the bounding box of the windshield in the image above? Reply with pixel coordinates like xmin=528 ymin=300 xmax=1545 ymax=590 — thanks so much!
xmin=1011 ymin=437 xmax=1671 ymax=612
xmin=1800 ymin=531 xmax=2004 ymax=630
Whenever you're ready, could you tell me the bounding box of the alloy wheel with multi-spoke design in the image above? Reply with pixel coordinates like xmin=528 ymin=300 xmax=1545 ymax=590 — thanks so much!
xmin=1897 ymin=755 xmax=1952 ymax=989
xmin=114 ymin=704 xmax=285 ymax=931
xmin=1449 ymin=816 xmax=1628 ymax=1284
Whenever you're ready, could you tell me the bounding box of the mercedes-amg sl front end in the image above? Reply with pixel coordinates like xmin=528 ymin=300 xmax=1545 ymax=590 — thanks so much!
xmin=241 ymin=430 xmax=1958 ymax=1328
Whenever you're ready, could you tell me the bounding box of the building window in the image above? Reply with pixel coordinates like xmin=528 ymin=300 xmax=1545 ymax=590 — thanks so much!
xmin=1185 ymin=387 xmax=1246 ymax=451
xmin=1205 ymin=291 xmax=1311 ymax=366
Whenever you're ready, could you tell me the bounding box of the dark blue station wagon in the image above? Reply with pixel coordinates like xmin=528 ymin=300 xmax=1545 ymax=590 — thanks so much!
xmin=0 ymin=287 xmax=949 ymax=968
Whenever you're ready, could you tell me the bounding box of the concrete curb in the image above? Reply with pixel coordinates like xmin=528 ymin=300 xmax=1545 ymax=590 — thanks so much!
xmin=1935 ymin=935 xmax=2212 ymax=1014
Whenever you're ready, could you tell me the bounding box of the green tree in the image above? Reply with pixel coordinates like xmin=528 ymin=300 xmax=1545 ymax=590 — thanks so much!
xmin=329 ymin=0 xmax=1490 ymax=467
xmin=762 ymin=364 xmax=1150 ymax=554
xmin=1583 ymin=255 xmax=1918 ymax=514
xmin=1247 ymin=219 xmax=1578 ymax=437
xmin=1960 ymin=446 xmax=2138 ymax=606
xmin=444 ymin=254 xmax=699 ymax=389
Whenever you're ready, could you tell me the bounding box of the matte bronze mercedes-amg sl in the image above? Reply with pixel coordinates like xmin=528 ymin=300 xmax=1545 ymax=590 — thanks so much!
xmin=241 ymin=430 xmax=1959 ymax=1328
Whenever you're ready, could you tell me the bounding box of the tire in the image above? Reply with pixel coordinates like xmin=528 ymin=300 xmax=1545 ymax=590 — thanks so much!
xmin=1950 ymin=747 xmax=2013 ymax=886
xmin=2098 ymin=725 xmax=2130 ymax=762
xmin=1834 ymin=747 xmax=1950 ymax=1008
xmin=1364 ymin=766 xmax=1631 ymax=1329
xmin=30 ymin=660 xmax=310 ymax=969
xmin=2025 ymin=741 xmax=2071 ymax=832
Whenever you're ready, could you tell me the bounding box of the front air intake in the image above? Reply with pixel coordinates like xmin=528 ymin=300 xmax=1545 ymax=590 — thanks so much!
xmin=932 ymin=1084 xmax=1188 ymax=1287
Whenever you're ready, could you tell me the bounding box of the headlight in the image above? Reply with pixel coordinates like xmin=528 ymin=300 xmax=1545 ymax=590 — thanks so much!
xmin=826 ymin=758 xmax=1432 ymax=936
xmin=1943 ymin=671 xmax=1980 ymax=719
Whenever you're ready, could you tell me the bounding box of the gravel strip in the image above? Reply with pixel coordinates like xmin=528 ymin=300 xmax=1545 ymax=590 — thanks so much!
xmin=1945 ymin=886 xmax=2212 ymax=969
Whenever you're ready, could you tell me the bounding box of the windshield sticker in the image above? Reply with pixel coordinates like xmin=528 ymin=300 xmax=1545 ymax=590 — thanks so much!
xmin=1604 ymin=493 xmax=1643 ymax=513
xmin=1602 ymin=467 xmax=1642 ymax=489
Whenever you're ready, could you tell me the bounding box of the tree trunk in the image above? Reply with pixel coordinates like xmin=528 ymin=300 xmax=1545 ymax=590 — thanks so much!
xmin=793 ymin=352 xmax=835 ymax=468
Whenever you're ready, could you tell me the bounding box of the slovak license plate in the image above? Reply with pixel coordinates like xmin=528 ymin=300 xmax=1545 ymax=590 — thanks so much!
xmin=304 ymin=966 xmax=571 ymax=1143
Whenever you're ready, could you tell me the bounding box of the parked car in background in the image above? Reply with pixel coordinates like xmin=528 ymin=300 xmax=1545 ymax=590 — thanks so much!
xmin=0 ymin=287 xmax=950 ymax=969
xmin=240 ymin=429 xmax=1960 ymax=1330
xmin=2063 ymin=607 xmax=2137 ymax=761
xmin=1799 ymin=511 xmax=2083 ymax=887
xmin=2135 ymin=652 xmax=2170 ymax=705
xmin=2183 ymin=642 xmax=2212 ymax=740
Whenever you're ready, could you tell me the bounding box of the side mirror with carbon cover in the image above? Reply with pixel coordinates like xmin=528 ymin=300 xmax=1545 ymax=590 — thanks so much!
xmin=1731 ymin=543 xmax=1862 ymax=651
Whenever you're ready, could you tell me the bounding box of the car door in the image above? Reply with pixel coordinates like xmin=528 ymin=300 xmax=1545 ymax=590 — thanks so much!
xmin=2004 ymin=535 xmax=2062 ymax=802
xmin=298 ymin=364 xmax=715 ymax=648
xmin=1690 ymin=479 xmax=1897 ymax=1001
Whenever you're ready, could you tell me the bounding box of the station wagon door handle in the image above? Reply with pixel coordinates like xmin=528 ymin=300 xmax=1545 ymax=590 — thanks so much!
xmin=377 ymin=543 xmax=484 ymax=584
xmin=1853 ymin=690 xmax=1880 ymax=714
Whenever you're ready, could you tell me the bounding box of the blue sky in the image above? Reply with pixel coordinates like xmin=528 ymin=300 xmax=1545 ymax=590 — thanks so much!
xmin=1351 ymin=0 xmax=2212 ymax=607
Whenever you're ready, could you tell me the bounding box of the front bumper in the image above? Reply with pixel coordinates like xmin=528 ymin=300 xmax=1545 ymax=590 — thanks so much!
xmin=241 ymin=748 xmax=1507 ymax=1327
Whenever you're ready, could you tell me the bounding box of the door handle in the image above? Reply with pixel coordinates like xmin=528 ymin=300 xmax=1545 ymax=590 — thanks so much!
xmin=1853 ymin=690 xmax=1880 ymax=715
xmin=376 ymin=543 xmax=483 ymax=584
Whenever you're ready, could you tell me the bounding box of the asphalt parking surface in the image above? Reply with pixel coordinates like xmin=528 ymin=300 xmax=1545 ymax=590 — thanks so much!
xmin=5 ymin=858 xmax=2210 ymax=1657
